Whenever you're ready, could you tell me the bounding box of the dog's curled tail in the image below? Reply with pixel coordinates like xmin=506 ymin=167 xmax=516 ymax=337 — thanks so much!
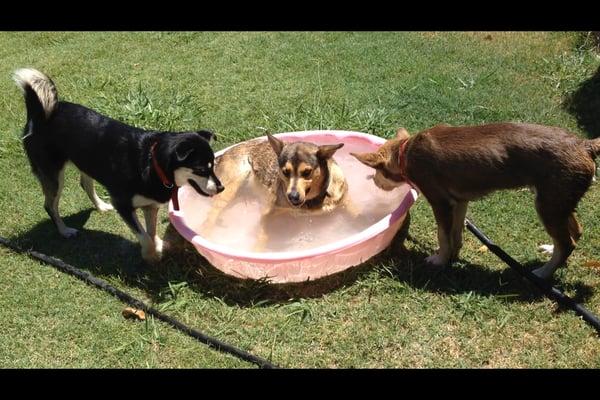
xmin=585 ymin=138 xmax=600 ymax=159
xmin=13 ymin=68 xmax=58 ymax=121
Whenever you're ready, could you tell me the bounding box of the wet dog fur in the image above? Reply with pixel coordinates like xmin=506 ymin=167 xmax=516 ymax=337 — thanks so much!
xmin=14 ymin=68 xmax=224 ymax=263
xmin=202 ymin=133 xmax=356 ymax=250
xmin=352 ymin=123 xmax=600 ymax=279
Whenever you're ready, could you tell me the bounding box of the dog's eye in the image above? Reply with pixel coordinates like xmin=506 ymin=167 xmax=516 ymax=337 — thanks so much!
xmin=301 ymin=169 xmax=312 ymax=178
xmin=282 ymin=169 xmax=291 ymax=178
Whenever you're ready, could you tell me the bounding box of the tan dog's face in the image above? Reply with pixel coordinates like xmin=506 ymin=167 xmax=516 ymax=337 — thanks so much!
xmin=267 ymin=133 xmax=343 ymax=207
xmin=351 ymin=128 xmax=409 ymax=191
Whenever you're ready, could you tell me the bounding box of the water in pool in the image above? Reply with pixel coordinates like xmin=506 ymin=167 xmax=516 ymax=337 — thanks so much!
xmin=178 ymin=137 xmax=409 ymax=253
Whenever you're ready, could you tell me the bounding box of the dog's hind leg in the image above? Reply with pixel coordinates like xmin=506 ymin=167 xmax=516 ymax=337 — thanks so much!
xmin=449 ymin=201 xmax=468 ymax=261
xmin=253 ymin=224 xmax=269 ymax=252
xmin=80 ymin=172 xmax=114 ymax=212
xmin=532 ymin=219 xmax=574 ymax=280
xmin=38 ymin=166 xmax=78 ymax=238
xmin=115 ymin=204 xmax=158 ymax=263
xmin=539 ymin=212 xmax=583 ymax=255
xmin=342 ymin=197 xmax=362 ymax=219
xmin=252 ymin=210 xmax=272 ymax=252
xmin=142 ymin=205 xmax=163 ymax=256
xmin=252 ymin=205 xmax=284 ymax=252
xmin=532 ymin=194 xmax=576 ymax=280
xmin=568 ymin=212 xmax=583 ymax=242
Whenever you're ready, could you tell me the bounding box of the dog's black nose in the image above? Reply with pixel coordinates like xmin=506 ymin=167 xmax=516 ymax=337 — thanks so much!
xmin=288 ymin=191 xmax=301 ymax=205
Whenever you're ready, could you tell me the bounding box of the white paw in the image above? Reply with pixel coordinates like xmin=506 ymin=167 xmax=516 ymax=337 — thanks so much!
xmin=59 ymin=227 xmax=79 ymax=238
xmin=425 ymin=254 xmax=448 ymax=267
xmin=96 ymin=202 xmax=114 ymax=212
xmin=538 ymin=244 xmax=554 ymax=255
xmin=154 ymin=236 xmax=164 ymax=255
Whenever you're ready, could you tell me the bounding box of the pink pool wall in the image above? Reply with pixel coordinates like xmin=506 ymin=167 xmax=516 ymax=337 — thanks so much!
xmin=169 ymin=130 xmax=418 ymax=284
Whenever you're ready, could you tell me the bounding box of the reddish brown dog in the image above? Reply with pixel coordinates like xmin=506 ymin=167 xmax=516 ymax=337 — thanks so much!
xmin=352 ymin=123 xmax=600 ymax=279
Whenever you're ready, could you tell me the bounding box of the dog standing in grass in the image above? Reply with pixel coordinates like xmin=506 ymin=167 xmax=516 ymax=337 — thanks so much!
xmin=352 ymin=123 xmax=600 ymax=279
xmin=13 ymin=68 xmax=224 ymax=262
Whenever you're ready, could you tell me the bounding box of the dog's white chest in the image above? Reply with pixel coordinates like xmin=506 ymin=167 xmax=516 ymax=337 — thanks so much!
xmin=132 ymin=194 xmax=161 ymax=208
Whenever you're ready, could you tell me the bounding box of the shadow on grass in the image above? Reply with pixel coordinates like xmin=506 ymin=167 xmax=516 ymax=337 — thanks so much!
xmin=10 ymin=209 xmax=150 ymax=281
xmin=9 ymin=209 xmax=595 ymax=310
xmin=387 ymin=229 xmax=596 ymax=312
xmin=564 ymin=64 xmax=600 ymax=139
xmin=161 ymin=222 xmax=596 ymax=308
xmin=9 ymin=210 xmax=377 ymax=306
xmin=386 ymin=250 xmax=595 ymax=309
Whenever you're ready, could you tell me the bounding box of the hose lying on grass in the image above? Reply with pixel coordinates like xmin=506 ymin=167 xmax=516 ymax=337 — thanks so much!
xmin=3 ymin=218 xmax=598 ymax=367
xmin=465 ymin=218 xmax=600 ymax=335
xmin=0 ymin=236 xmax=277 ymax=369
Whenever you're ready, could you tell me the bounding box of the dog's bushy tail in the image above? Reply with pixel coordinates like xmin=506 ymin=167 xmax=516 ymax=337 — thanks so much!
xmin=13 ymin=68 xmax=58 ymax=125
xmin=584 ymin=138 xmax=600 ymax=159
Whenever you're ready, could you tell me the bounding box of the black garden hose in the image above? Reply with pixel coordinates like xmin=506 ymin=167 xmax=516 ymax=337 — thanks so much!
xmin=0 ymin=236 xmax=277 ymax=369
xmin=465 ymin=218 xmax=600 ymax=335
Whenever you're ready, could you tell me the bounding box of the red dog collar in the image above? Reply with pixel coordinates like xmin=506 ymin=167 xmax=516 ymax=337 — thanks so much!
xmin=150 ymin=142 xmax=173 ymax=189
xmin=150 ymin=142 xmax=180 ymax=210
xmin=397 ymin=139 xmax=416 ymax=190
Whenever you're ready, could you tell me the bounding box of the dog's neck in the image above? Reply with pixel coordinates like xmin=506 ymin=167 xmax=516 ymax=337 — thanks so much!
xmin=303 ymin=158 xmax=332 ymax=208
xmin=380 ymin=138 xmax=412 ymax=185
xmin=149 ymin=140 xmax=180 ymax=209
xmin=150 ymin=141 xmax=174 ymax=189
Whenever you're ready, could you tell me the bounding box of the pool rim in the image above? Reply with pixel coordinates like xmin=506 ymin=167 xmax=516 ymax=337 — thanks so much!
xmin=168 ymin=130 xmax=418 ymax=263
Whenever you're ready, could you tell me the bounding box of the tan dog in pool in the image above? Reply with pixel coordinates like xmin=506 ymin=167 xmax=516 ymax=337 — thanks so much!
xmin=201 ymin=133 xmax=357 ymax=250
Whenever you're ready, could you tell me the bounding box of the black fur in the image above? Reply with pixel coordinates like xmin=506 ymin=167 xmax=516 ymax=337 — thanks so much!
xmin=17 ymin=69 xmax=223 ymax=253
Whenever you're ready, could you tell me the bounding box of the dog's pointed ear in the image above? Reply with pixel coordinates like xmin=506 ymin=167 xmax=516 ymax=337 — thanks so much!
xmin=317 ymin=143 xmax=344 ymax=160
xmin=350 ymin=151 xmax=384 ymax=169
xmin=396 ymin=128 xmax=409 ymax=140
xmin=196 ymin=130 xmax=216 ymax=142
xmin=267 ymin=132 xmax=284 ymax=156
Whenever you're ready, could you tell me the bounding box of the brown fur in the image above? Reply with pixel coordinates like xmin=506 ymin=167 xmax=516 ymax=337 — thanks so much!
xmin=352 ymin=123 xmax=600 ymax=279
xmin=202 ymin=134 xmax=355 ymax=251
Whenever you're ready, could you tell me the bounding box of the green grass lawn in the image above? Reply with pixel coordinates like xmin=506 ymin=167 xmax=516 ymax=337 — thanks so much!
xmin=1 ymin=31 xmax=600 ymax=368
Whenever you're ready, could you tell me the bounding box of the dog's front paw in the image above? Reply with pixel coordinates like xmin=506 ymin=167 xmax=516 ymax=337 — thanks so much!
xmin=424 ymin=254 xmax=448 ymax=267
xmin=96 ymin=201 xmax=114 ymax=212
xmin=537 ymin=244 xmax=554 ymax=255
xmin=59 ymin=227 xmax=79 ymax=238
xmin=154 ymin=236 xmax=164 ymax=255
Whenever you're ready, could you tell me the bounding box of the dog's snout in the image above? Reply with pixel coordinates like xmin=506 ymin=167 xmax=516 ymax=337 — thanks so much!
xmin=288 ymin=191 xmax=301 ymax=205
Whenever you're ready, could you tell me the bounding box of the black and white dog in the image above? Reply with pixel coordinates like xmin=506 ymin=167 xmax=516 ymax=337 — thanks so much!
xmin=14 ymin=68 xmax=224 ymax=262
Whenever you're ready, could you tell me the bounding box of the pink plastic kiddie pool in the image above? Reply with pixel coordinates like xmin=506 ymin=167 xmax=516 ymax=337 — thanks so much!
xmin=169 ymin=130 xmax=418 ymax=283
